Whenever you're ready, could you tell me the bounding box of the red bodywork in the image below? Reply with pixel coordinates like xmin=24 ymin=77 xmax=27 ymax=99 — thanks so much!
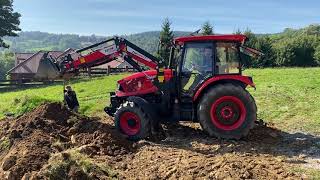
xmin=116 ymin=69 xmax=173 ymax=97
xmin=174 ymin=35 xmax=247 ymax=45
xmin=119 ymin=43 xmax=158 ymax=69
xmin=65 ymin=51 xmax=119 ymax=70
xmin=193 ymin=75 xmax=255 ymax=102
xmin=116 ymin=71 xmax=255 ymax=100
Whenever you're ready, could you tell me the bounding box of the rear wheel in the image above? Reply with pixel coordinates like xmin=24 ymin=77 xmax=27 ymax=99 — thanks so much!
xmin=114 ymin=101 xmax=151 ymax=141
xmin=197 ymin=84 xmax=256 ymax=139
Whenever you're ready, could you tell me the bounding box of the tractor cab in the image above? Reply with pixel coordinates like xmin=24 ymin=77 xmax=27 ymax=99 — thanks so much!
xmin=170 ymin=35 xmax=246 ymax=101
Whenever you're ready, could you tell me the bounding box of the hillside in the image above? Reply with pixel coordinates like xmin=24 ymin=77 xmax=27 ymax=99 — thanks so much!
xmin=2 ymin=24 xmax=320 ymax=56
xmin=2 ymin=31 xmax=190 ymax=54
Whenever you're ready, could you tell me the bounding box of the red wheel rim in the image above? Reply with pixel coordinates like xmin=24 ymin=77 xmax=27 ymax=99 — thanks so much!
xmin=210 ymin=96 xmax=247 ymax=131
xmin=119 ymin=112 xmax=141 ymax=136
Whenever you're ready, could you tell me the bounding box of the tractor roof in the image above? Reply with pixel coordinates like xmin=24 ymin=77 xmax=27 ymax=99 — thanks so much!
xmin=174 ymin=34 xmax=247 ymax=45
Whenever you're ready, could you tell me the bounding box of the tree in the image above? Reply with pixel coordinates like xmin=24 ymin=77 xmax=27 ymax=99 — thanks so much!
xmin=234 ymin=28 xmax=242 ymax=35
xmin=243 ymin=28 xmax=257 ymax=47
xmin=241 ymin=28 xmax=258 ymax=67
xmin=0 ymin=0 xmax=21 ymax=48
xmin=272 ymin=34 xmax=320 ymax=67
xmin=254 ymin=37 xmax=275 ymax=67
xmin=314 ymin=45 xmax=320 ymax=65
xmin=201 ymin=21 xmax=213 ymax=35
xmin=292 ymin=35 xmax=317 ymax=66
xmin=158 ymin=18 xmax=174 ymax=66
xmin=0 ymin=51 xmax=15 ymax=79
xmin=274 ymin=40 xmax=296 ymax=66
xmin=304 ymin=24 xmax=320 ymax=36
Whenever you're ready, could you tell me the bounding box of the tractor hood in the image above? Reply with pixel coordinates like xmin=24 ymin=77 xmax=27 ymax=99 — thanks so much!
xmin=116 ymin=69 xmax=173 ymax=97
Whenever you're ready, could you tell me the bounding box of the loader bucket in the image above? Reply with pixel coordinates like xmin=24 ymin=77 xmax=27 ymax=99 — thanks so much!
xmin=34 ymin=53 xmax=61 ymax=80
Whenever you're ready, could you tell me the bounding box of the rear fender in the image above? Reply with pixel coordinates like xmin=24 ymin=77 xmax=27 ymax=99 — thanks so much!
xmin=193 ymin=75 xmax=255 ymax=102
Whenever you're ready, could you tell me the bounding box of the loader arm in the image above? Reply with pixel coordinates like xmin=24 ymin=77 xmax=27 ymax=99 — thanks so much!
xmin=58 ymin=37 xmax=162 ymax=74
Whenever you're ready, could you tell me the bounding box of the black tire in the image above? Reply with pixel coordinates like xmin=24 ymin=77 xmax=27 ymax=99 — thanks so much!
xmin=248 ymin=92 xmax=258 ymax=129
xmin=114 ymin=101 xmax=151 ymax=141
xmin=197 ymin=83 xmax=257 ymax=139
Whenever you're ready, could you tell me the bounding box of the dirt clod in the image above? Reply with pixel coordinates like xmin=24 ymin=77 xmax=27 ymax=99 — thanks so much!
xmin=1 ymin=155 xmax=16 ymax=171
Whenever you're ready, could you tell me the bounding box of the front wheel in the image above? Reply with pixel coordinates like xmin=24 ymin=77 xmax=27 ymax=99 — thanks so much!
xmin=197 ymin=84 xmax=257 ymax=139
xmin=114 ymin=101 xmax=151 ymax=141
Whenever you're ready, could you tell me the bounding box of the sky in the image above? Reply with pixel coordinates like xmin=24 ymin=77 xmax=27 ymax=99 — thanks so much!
xmin=13 ymin=0 xmax=320 ymax=36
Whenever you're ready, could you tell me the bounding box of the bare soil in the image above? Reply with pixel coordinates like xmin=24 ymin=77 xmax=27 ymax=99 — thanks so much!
xmin=0 ymin=103 xmax=134 ymax=179
xmin=0 ymin=103 xmax=319 ymax=179
xmin=104 ymin=121 xmax=319 ymax=180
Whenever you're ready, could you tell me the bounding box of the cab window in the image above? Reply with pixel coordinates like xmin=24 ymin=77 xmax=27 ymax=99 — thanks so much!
xmin=182 ymin=43 xmax=213 ymax=74
xmin=180 ymin=43 xmax=213 ymax=93
xmin=216 ymin=42 xmax=241 ymax=74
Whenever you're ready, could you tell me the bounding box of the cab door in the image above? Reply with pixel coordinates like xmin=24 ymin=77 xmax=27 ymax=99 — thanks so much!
xmin=178 ymin=42 xmax=214 ymax=99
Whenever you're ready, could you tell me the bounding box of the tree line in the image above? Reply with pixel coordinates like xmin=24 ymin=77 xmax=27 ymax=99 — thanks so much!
xmin=239 ymin=25 xmax=320 ymax=68
xmin=158 ymin=19 xmax=320 ymax=68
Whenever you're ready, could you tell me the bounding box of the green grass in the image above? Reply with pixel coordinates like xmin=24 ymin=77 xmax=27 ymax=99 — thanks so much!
xmin=0 ymin=137 xmax=11 ymax=151
xmin=291 ymin=167 xmax=320 ymax=179
xmin=1 ymin=68 xmax=320 ymax=134
xmin=0 ymin=74 xmax=126 ymax=119
xmin=45 ymin=150 xmax=117 ymax=179
xmin=245 ymin=68 xmax=320 ymax=134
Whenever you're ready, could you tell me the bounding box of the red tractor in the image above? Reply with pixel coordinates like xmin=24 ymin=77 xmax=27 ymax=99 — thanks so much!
xmin=51 ymin=34 xmax=262 ymax=140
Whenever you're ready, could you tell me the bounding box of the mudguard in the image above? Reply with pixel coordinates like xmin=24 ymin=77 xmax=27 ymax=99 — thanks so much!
xmin=193 ymin=75 xmax=255 ymax=102
xmin=127 ymin=96 xmax=157 ymax=119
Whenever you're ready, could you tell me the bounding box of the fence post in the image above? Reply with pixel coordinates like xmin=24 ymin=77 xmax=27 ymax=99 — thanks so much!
xmin=17 ymin=74 xmax=22 ymax=85
xmin=18 ymin=79 xmax=23 ymax=86
xmin=107 ymin=66 xmax=111 ymax=76
xmin=88 ymin=67 xmax=92 ymax=77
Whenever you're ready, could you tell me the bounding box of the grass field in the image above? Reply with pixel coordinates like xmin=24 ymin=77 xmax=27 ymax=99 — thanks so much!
xmin=1 ymin=68 xmax=320 ymax=134
xmin=0 ymin=74 xmax=126 ymax=118
xmin=246 ymin=68 xmax=320 ymax=135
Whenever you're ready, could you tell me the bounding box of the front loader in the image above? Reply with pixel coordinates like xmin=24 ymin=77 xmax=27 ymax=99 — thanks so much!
xmin=47 ymin=34 xmax=263 ymax=140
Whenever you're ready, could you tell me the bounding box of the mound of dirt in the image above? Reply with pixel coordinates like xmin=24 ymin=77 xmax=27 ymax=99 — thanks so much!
xmin=0 ymin=103 xmax=134 ymax=180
